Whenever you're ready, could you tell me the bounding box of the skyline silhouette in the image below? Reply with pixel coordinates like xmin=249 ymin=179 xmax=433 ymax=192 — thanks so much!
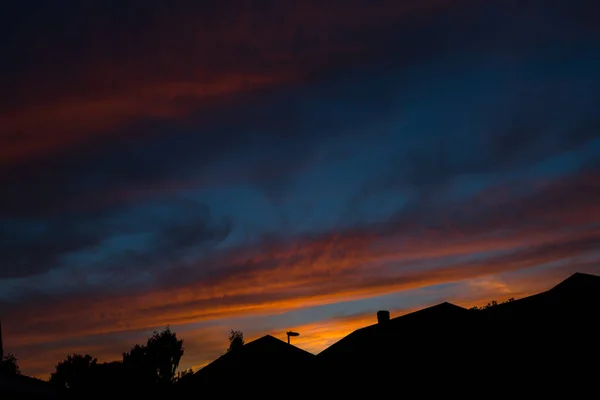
xmin=2 ymin=272 xmax=598 ymax=379
xmin=5 ymin=271 xmax=598 ymax=398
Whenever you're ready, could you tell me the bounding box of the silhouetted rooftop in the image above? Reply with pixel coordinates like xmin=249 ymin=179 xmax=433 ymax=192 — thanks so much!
xmin=190 ymin=334 xmax=314 ymax=386
xmin=0 ymin=372 xmax=57 ymax=398
xmin=318 ymin=301 xmax=470 ymax=360
xmin=181 ymin=272 xmax=600 ymax=396
xmin=475 ymin=271 xmax=600 ymax=318
xmin=549 ymin=272 xmax=600 ymax=293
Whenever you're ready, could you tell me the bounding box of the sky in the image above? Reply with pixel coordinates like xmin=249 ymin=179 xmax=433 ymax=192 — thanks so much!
xmin=1 ymin=0 xmax=600 ymax=378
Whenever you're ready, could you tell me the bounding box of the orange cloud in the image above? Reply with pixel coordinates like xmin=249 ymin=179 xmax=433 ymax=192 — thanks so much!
xmin=7 ymin=224 xmax=600 ymax=349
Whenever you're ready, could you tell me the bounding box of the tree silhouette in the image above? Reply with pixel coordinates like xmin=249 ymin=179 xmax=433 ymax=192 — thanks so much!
xmin=122 ymin=344 xmax=155 ymax=387
xmin=148 ymin=327 xmax=184 ymax=384
xmin=227 ymin=329 xmax=244 ymax=352
xmin=49 ymin=354 xmax=97 ymax=390
xmin=0 ymin=353 xmax=20 ymax=375
xmin=123 ymin=326 xmax=184 ymax=385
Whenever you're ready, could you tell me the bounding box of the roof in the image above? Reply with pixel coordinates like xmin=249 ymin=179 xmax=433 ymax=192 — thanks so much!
xmin=474 ymin=271 xmax=600 ymax=321
xmin=318 ymin=302 xmax=470 ymax=360
xmin=548 ymin=272 xmax=600 ymax=294
xmin=319 ymin=272 xmax=600 ymax=361
xmin=0 ymin=373 xmax=57 ymax=398
xmin=175 ymin=272 xmax=600 ymax=395
xmin=188 ymin=334 xmax=315 ymax=389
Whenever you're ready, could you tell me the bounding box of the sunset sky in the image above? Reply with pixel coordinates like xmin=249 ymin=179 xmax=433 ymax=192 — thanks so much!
xmin=1 ymin=0 xmax=600 ymax=378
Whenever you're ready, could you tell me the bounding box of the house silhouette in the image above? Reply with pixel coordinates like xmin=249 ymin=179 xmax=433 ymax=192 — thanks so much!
xmin=315 ymin=301 xmax=475 ymax=394
xmin=0 ymin=373 xmax=58 ymax=399
xmin=313 ymin=272 xmax=600 ymax=397
xmin=318 ymin=301 xmax=471 ymax=361
xmin=175 ymin=272 xmax=600 ymax=397
xmin=177 ymin=334 xmax=315 ymax=396
xmin=468 ymin=272 xmax=600 ymax=395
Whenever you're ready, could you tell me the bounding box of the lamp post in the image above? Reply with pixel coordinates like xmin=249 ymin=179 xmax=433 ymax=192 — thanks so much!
xmin=286 ymin=331 xmax=299 ymax=344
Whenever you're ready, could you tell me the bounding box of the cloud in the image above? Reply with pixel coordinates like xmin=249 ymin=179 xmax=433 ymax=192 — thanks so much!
xmin=350 ymin=68 xmax=600 ymax=212
xmin=0 ymin=213 xmax=109 ymax=279
xmin=3 ymin=164 xmax=600 ymax=351
xmin=0 ymin=67 xmax=412 ymax=218
xmin=3 ymin=0 xmax=599 ymax=222
xmin=1 ymin=0 xmax=458 ymax=165
xmin=0 ymin=199 xmax=231 ymax=281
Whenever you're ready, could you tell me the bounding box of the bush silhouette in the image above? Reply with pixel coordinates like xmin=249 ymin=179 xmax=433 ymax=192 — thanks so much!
xmin=0 ymin=353 xmax=20 ymax=375
xmin=227 ymin=330 xmax=244 ymax=352
xmin=49 ymin=353 xmax=97 ymax=390
xmin=469 ymin=297 xmax=515 ymax=311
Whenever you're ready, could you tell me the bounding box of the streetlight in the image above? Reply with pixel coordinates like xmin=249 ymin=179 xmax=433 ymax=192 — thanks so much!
xmin=286 ymin=331 xmax=299 ymax=344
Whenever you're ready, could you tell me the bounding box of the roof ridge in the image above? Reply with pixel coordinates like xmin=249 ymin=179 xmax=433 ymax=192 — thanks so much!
xmin=550 ymin=272 xmax=600 ymax=291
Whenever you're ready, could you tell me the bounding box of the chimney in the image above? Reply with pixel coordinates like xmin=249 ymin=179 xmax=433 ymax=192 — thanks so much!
xmin=377 ymin=310 xmax=390 ymax=326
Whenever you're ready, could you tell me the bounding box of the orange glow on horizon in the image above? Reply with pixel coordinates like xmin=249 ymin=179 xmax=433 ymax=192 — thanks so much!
xmin=23 ymin=276 xmax=545 ymax=380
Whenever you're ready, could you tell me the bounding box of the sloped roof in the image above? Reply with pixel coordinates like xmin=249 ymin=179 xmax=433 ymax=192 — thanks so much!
xmin=318 ymin=272 xmax=600 ymax=361
xmin=318 ymin=302 xmax=470 ymax=360
xmin=192 ymin=334 xmax=315 ymax=383
xmin=0 ymin=373 xmax=57 ymax=398
xmin=476 ymin=271 xmax=600 ymax=319
xmin=174 ymin=335 xmax=316 ymax=396
xmin=548 ymin=272 xmax=600 ymax=294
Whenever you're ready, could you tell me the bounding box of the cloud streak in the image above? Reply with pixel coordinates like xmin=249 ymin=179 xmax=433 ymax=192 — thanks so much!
xmin=3 ymin=165 xmax=600 ymax=347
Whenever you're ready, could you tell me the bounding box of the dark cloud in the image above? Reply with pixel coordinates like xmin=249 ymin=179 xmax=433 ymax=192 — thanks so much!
xmin=3 ymin=0 xmax=599 ymax=220
xmin=153 ymin=200 xmax=231 ymax=252
xmin=0 ymin=0 xmax=453 ymax=150
xmin=0 ymin=216 xmax=105 ymax=279
xmin=384 ymin=162 xmax=600 ymax=240
xmin=9 ymin=159 xmax=598 ymax=300
xmin=352 ymin=76 xmax=600 ymax=212
xmin=0 ymin=64 xmax=413 ymax=218
xmin=95 ymin=200 xmax=233 ymax=286
xmin=0 ymin=199 xmax=231 ymax=281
